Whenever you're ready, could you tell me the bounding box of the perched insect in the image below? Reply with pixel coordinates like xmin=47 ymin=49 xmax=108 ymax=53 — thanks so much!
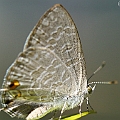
xmin=0 ymin=4 xmax=117 ymax=120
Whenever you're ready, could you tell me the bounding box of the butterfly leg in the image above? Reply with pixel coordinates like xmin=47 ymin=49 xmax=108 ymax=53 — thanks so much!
xmin=86 ymin=97 xmax=94 ymax=111
xmin=79 ymin=105 xmax=82 ymax=116
xmin=79 ymin=98 xmax=84 ymax=117
xmin=79 ymin=101 xmax=82 ymax=116
xmin=59 ymin=101 xmax=67 ymax=120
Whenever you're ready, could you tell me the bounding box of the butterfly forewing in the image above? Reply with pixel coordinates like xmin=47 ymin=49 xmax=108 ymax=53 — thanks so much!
xmin=1 ymin=4 xmax=87 ymax=119
xmin=24 ymin=4 xmax=87 ymax=92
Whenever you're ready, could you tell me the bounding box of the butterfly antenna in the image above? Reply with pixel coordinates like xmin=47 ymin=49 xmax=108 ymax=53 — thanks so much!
xmin=88 ymin=80 xmax=118 ymax=85
xmin=87 ymin=61 xmax=106 ymax=82
xmin=87 ymin=61 xmax=118 ymax=85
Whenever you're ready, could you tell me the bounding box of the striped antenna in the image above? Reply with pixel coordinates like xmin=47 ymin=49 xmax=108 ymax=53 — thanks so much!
xmin=88 ymin=80 xmax=118 ymax=85
xmin=87 ymin=61 xmax=118 ymax=85
xmin=87 ymin=61 xmax=106 ymax=82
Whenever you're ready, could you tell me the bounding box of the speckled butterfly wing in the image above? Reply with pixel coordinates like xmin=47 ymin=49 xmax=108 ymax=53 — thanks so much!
xmin=1 ymin=4 xmax=87 ymax=119
xmin=24 ymin=4 xmax=87 ymax=94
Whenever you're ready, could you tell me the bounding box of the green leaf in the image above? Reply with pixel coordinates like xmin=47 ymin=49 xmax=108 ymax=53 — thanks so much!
xmin=61 ymin=110 xmax=96 ymax=120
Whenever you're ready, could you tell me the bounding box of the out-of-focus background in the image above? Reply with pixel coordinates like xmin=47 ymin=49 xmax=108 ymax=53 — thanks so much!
xmin=0 ymin=0 xmax=120 ymax=120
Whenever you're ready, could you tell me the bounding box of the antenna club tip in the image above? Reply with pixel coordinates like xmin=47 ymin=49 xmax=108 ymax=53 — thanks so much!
xmin=110 ymin=80 xmax=118 ymax=84
xmin=102 ymin=61 xmax=106 ymax=67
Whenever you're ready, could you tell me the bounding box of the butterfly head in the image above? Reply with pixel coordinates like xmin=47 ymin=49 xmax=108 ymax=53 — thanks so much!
xmin=87 ymin=84 xmax=96 ymax=95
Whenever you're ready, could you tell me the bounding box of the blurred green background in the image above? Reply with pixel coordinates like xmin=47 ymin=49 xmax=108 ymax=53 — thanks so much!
xmin=0 ymin=0 xmax=120 ymax=120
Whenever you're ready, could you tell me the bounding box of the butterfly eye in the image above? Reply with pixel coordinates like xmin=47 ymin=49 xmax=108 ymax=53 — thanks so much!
xmin=87 ymin=86 xmax=92 ymax=94
xmin=8 ymin=80 xmax=20 ymax=89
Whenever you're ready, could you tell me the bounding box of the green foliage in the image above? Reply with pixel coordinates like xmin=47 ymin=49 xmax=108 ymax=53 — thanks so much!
xmin=61 ymin=110 xmax=96 ymax=120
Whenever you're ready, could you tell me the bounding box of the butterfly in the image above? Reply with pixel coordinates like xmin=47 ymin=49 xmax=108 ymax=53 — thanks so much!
xmin=0 ymin=4 xmax=117 ymax=120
